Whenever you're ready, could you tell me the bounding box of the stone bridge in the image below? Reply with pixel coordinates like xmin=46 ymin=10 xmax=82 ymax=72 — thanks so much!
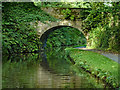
xmin=35 ymin=7 xmax=88 ymax=41
xmin=35 ymin=20 xmax=86 ymax=42
xmin=31 ymin=7 xmax=89 ymax=46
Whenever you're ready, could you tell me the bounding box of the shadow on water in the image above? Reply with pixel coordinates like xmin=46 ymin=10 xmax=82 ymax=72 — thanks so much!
xmin=2 ymin=47 xmax=110 ymax=88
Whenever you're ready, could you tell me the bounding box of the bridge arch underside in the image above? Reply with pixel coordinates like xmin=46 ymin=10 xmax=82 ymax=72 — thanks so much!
xmin=40 ymin=25 xmax=87 ymax=48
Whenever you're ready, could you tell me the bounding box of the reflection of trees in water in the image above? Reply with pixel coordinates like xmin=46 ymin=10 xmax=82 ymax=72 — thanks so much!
xmin=37 ymin=48 xmax=83 ymax=88
xmin=36 ymin=64 xmax=84 ymax=88
xmin=40 ymin=47 xmax=68 ymax=74
xmin=42 ymin=47 xmax=73 ymax=75
xmin=2 ymin=53 xmax=41 ymax=88
xmin=40 ymin=50 xmax=51 ymax=72
xmin=3 ymin=49 xmax=106 ymax=88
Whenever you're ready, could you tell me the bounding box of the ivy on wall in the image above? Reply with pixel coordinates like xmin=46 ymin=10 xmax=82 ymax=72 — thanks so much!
xmin=2 ymin=2 xmax=58 ymax=54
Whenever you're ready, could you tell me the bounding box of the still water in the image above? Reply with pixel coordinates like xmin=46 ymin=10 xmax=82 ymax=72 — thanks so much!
xmin=2 ymin=47 xmax=107 ymax=88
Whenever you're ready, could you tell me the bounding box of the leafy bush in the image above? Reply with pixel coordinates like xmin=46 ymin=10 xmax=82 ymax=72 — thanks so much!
xmin=82 ymin=2 xmax=120 ymax=51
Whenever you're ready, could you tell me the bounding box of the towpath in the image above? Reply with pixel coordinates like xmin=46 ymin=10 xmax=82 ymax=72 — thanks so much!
xmin=75 ymin=47 xmax=120 ymax=64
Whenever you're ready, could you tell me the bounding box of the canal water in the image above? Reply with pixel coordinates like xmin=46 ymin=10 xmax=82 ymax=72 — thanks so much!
xmin=2 ymin=47 xmax=108 ymax=88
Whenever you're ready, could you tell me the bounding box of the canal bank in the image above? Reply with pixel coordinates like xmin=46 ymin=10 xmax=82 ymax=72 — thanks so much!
xmin=65 ymin=47 xmax=120 ymax=88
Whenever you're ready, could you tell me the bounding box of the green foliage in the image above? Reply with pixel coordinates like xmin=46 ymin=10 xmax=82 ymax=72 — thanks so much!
xmin=34 ymin=2 xmax=91 ymax=8
xmin=2 ymin=2 xmax=58 ymax=54
xmin=61 ymin=8 xmax=90 ymax=21
xmin=82 ymin=2 xmax=120 ymax=51
xmin=61 ymin=9 xmax=75 ymax=20
xmin=34 ymin=2 xmax=91 ymax=21
xmin=88 ymin=25 xmax=120 ymax=51
xmin=46 ymin=27 xmax=86 ymax=48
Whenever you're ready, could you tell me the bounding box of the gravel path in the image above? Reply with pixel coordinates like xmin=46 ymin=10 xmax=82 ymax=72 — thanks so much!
xmin=75 ymin=47 xmax=120 ymax=64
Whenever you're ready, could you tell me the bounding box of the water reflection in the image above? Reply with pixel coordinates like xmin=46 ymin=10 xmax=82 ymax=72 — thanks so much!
xmin=2 ymin=47 xmax=106 ymax=88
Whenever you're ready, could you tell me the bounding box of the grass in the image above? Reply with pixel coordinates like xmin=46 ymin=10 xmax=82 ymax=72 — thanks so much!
xmin=65 ymin=48 xmax=119 ymax=88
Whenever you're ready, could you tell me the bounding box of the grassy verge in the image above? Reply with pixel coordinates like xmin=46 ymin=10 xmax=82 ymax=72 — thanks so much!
xmin=65 ymin=48 xmax=120 ymax=88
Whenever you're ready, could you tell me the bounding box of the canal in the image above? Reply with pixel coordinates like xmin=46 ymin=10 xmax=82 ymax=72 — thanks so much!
xmin=2 ymin=47 xmax=108 ymax=88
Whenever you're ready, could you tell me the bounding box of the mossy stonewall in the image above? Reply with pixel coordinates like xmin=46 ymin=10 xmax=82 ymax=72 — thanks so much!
xmin=65 ymin=48 xmax=119 ymax=88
